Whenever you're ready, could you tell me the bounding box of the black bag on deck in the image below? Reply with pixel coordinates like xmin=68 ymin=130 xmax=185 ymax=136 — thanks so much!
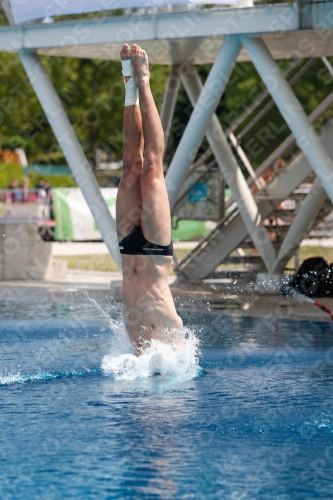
xmin=290 ymin=257 xmax=332 ymax=297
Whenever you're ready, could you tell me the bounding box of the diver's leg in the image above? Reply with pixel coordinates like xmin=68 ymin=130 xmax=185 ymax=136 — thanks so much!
xmin=116 ymin=44 xmax=144 ymax=242
xmin=131 ymin=44 xmax=172 ymax=246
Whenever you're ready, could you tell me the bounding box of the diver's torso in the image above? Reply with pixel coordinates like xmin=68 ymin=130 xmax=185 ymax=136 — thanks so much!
xmin=121 ymin=254 xmax=183 ymax=350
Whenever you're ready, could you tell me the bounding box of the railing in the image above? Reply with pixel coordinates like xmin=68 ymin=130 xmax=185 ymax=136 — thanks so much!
xmin=174 ymin=206 xmax=239 ymax=270
xmin=174 ymin=83 xmax=333 ymax=274
xmin=221 ymin=89 xmax=333 ymax=215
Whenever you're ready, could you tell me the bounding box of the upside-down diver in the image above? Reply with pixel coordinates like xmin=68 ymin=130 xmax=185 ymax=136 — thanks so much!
xmin=116 ymin=43 xmax=183 ymax=355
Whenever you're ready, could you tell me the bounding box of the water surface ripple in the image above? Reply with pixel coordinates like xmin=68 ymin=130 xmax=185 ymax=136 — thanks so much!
xmin=1 ymin=302 xmax=333 ymax=499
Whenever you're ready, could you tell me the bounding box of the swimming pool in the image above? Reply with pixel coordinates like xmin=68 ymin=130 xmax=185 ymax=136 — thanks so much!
xmin=1 ymin=300 xmax=333 ymax=499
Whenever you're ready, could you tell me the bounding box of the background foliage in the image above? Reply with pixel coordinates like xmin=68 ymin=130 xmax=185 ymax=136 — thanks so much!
xmin=0 ymin=5 xmax=332 ymax=186
xmin=0 ymin=163 xmax=76 ymax=188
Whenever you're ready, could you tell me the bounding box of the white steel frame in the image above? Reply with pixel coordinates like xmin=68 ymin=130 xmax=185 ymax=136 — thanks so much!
xmin=1 ymin=3 xmax=333 ymax=275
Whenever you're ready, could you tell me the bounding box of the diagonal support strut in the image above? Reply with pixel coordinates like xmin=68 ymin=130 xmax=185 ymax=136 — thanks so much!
xmin=19 ymin=50 xmax=122 ymax=270
xmin=160 ymin=63 xmax=181 ymax=152
xmin=179 ymin=63 xmax=277 ymax=272
xmin=272 ymin=177 xmax=326 ymax=274
xmin=241 ymin=36 xmax=333 ymax=203
xmin=165 ymin=36 xmax=241 ymax=208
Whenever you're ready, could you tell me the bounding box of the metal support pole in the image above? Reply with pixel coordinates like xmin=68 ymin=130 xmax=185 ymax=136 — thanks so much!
xmin=242 ymin=36 xmax=333 ymax=203
xmin=180 ymin=63 xmax=277 ymax=271
xmin=165 ymin=36 xmax=241 ymax=208
xmin=19 ymin=50 xmax=122 ymax=270
xmin=272 ymin=177 xmax=326 ymax=274
xmin=228 ymin=132 xmax=261 ymax=189
xmin=322 ymin=57 xmax=333 ymax=79
xmin=1 ymin=0 xmax=15 ymax=24
xmin=160 ymin=64 xmax=181 ymax=151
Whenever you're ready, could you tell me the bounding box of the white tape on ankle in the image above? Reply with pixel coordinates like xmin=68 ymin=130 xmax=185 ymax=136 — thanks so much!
xmin=121 ymin=59 xmax=139 ymax=107
xmin=121 ymin=59 xmax=134 ymax=77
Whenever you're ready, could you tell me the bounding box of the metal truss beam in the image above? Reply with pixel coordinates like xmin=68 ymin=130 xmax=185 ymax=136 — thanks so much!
xmin=180 ymin=63 xmax=276 ymax=272
xmin=241 ymin=36 xmax=333 ymax=203
xmin=248 ymin=90 xmax=333 ymax=189
xmin=160 ymin=64 xmax=181 ymax=152
xmin=177 ymin=119 xmax=333 ymax=281
xmin=223 ymin=89 xmax=333 ymax=214
xmin=0 ymin=5 xmax=299 ymax=52
xmin=322 ymin=57 xmax=333 ymax=78
xmin=165 ymin=36 xmax=241 ymax=208
xmin=228 ymin=132 xmax=261 ymax=189
xmin=19 ymin=50 xmax=122 ymax=270
xmin=234 ymin=58 xmax=316 ymax=141
xmin=226 ymin=58 xmax=299 ymax=137
xmin=272 ymin=177 xmax=326 ymax=274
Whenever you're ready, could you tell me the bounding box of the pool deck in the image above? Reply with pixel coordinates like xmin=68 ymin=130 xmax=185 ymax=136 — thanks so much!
xmin=1 ymin=266 xmax=333 ymax=323
xmin=0 ymin=239 xmax=332 ymax=322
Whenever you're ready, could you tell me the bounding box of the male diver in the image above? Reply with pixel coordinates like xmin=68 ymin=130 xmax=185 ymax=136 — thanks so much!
xmin=116 ymin=43 xmax=183 ymax=355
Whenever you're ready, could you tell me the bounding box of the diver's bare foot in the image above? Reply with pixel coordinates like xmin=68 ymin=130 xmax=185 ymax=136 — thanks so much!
xmin=120 ymin=43 xmax=131 ymax=61
xmin=131 ymin=43 xmax=150 ymax=89
xmin=120 ymin=44 xmax=132 ymax=84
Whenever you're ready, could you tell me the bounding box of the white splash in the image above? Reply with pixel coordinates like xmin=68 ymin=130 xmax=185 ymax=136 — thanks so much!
xmin=285 ymin=286 xmax=314 ymax=304
xmin=0 ymin=372 xmax=56 ymax=385
xmin=0 ymin=369 xmax=95 ymax=386
xmin=84 ymin=292 xmax=201 ymax=381
xmin=101 ymin=327 xmax=201 ymax=381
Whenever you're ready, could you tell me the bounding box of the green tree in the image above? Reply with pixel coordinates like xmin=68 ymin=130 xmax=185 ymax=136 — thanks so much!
xmin=0 ymin=50 xmax=170 ymax=168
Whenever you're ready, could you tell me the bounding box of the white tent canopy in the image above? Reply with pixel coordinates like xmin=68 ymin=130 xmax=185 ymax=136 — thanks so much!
xmin=8 ymin=0 xmax=240 ymax=24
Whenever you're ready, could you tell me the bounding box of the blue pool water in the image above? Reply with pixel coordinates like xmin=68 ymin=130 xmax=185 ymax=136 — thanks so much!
xmin=1 ymin=300 xmax=333 ymax=499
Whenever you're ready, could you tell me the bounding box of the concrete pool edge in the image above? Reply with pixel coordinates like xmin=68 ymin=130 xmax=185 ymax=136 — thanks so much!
xmin=0 ymin=272 xmax=332 ymax=323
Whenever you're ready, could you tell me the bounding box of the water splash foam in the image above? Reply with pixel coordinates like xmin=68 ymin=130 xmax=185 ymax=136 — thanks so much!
xmin=281 ymin=285 xmax=314 ymax=303
xmin=0 ymin=369 xmax=98 ymax=386
xmin=1 ymin=294 xmax=201 ymax=386
xmin=102 ymin=328 xmax=200 ymax=381
xmin=85 ymin=291 xmax=201 ymax=381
